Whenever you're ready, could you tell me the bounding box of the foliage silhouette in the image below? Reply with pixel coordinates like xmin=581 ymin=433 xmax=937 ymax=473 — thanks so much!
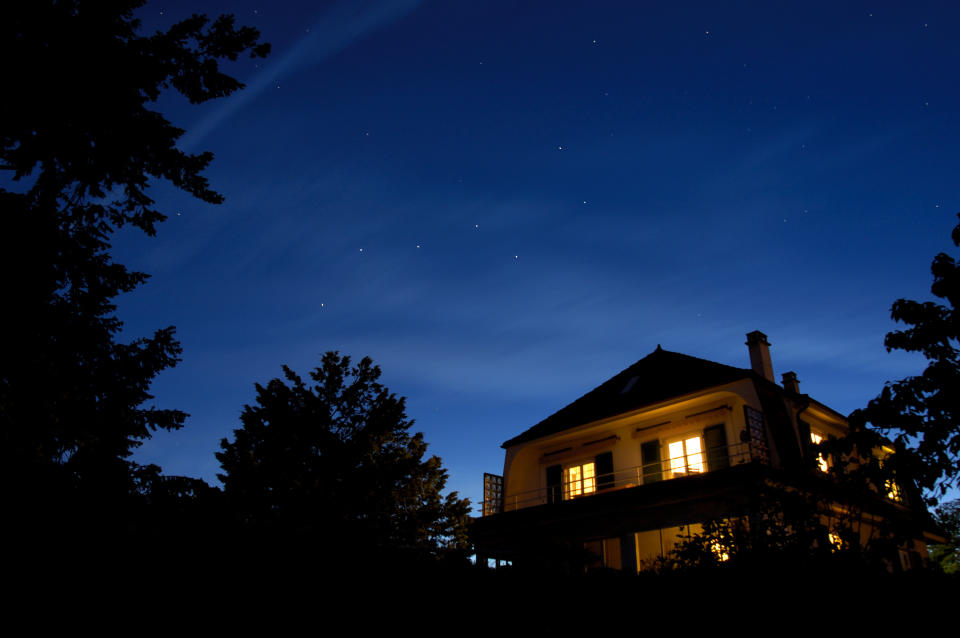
xmin=217 ymin=352 xmax=471 ymax=561
xmin=657 ymin=465 xmax=930 ymax=575
xmin=929 ymin=499 xmax=959 ymax=574
xmin=0 ymin=1 xmax=269 ymax=517
xmin=848 ymin=213 xmax=960 ymax=499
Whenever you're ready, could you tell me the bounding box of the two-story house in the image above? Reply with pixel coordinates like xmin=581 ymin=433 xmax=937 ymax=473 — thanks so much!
xmin=472 ymin=331 xmax=938 ymax=573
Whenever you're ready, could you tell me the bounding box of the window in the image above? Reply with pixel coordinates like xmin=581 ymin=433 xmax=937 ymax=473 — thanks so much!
xmin=886 ymin=479 xmax=903 ymax=502
xmin=810 ymin=431 xmax=829 ymax=472
xmin=711 ymin=540 xmax=730 ymax=562
xmin=828 ymin=531 xmax=845 ymax=551
xmin=666 ymin=435 xmax=704 ymax=477
xmin=879 ymin=446 xmax=903 ymax=502
xmin=565 ymin=461 xmax=596 ymax=498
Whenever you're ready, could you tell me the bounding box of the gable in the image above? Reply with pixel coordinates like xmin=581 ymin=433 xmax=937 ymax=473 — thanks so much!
xmin=503 ymin=346 xmax=754 ymax=448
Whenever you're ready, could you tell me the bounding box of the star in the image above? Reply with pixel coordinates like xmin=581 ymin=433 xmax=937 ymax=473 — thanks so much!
xmin=557 ymin=145 xmax=563 ymax=150
xmin=360 ymin=248 xmax=364 ymax=253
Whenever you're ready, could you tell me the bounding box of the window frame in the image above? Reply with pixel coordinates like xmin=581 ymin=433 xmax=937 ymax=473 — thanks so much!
xmin=809 ymin=430 xmax=829 ymax=473
xmin=665 ymin=433 xmax=706 ymax=478
xmin=563 ymin=459 xmax=597 ymax=499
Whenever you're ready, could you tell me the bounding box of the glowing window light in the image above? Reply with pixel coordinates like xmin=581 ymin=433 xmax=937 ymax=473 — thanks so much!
xmin=711 ymin=541 xmax=730 ymax=562
xmin=810 ymin=431 xmax=828 ymax=472
xmin=685 ymin=436 xmax=704 ymax=473
xmin=886 ymin=479 xmax=903 ymax=502
xmin=828 ymin=532 xmax=844 ymax=550
xmin=565 ymin=462 xmax=596 ymax=499
xmin=668 ymin=436 xmax=705 ymax=475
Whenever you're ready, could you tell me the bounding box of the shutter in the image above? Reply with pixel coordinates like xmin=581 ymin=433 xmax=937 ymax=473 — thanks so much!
xmin=546 ymin=464 xmax=562 ymax=504
xmin=704 ymin=424 xmax=729 ymax=471
xmin=640 ymin=440 xmax=662 ymax=483
xmin=595 ymin=451 xmax=614 ymax=490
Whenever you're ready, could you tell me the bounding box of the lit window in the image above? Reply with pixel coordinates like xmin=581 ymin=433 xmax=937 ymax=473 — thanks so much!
xmin=879 ymin=446 xmax=903 ymax=502
xmin=667 ymin=436 xmax=705 ymax=476
xmin=711 ymin=540 xmax=730 ymax=562
xmin=886 ymin=479 xmax=903 ymax=502
xmin=565 ymin=462 xmax=596 ymax=499
xmin=810 ymin=431 xmax=828 ymax=472
xmin=828 ymin=532 xmax=844 ymax=551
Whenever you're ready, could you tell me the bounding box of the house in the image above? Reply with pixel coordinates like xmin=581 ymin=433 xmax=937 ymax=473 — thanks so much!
xmin=471 ymin=331 xmax=939 ymax=573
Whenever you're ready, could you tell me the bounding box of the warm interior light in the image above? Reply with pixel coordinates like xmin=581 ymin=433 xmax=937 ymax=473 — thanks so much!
xmin=685 ymin=436 xmax=704 ymax=473
xmin=582 ymin=462 xmax=596 ymax=493
xmin=566 ymin=462 xmax=596 ymax=499
xmin=567 ymin=465 xmax=582 ymax=497
xmin=828 ymin=532 xmax=843 ymax=550
xmin=669 ymin=437 xmax=704 ymax=475
xmin=810 ymin=432 xmax=828 ymax=472
xmin=886 ymin=479 xmax=902 ymax=502
xmin=669 ymin=441 xmax=685 ymax=474
xmin=711 ymin=540 xmax=730 ymax=562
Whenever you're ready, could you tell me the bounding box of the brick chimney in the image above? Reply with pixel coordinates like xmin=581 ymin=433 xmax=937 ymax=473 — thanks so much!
xmin=745 ymin=331 xmax=774 ymax=382
xmin=781 ymin=371 xmax=799 ymax=393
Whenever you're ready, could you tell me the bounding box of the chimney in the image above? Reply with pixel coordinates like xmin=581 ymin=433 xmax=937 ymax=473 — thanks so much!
xmin=782 ymin=371 xmax=799 ymax=393
xmin=745 ymin=331 xmax=774 ymax=382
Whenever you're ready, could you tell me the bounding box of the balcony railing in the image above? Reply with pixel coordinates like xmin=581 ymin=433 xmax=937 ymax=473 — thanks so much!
xmin=482 ymin=441 xmax=753 ymax=515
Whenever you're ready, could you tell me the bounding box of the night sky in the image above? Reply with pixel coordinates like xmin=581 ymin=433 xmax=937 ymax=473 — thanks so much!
xmin=114 ymin=1 xmax=960 ymax=507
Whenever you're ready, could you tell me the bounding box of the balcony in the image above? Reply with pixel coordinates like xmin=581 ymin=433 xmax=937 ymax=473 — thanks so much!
xmin=482 ymin=440 xmax=754 ymax=515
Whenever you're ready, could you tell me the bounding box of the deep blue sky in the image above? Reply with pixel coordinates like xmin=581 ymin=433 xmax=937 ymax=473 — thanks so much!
xmin=114 ymin=1 xmax=959 ymax=507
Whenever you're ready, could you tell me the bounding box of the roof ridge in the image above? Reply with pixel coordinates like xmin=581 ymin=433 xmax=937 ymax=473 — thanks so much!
xmin=501 ymin=346 xmax=755 ymax=448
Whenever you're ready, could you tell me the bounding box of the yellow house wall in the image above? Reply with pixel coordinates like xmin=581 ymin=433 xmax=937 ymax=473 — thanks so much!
xmin=501 ymin=379 xmax=768 ymax=510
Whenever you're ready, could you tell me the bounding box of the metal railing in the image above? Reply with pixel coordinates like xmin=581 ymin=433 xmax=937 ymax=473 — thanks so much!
xmin=481 ymin=441 xmax=754 ymax=515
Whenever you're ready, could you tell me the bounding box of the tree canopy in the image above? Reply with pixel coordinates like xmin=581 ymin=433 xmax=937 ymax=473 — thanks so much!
xmin=0 ymin=1 xmax=269 ymax=507
xmin=217 ymin=352 xmax=471 ymax=559
xmin=849 ymin=214 xmax=960 ymax=499
xmin=929 ymin=499 xmax=959 ymax=574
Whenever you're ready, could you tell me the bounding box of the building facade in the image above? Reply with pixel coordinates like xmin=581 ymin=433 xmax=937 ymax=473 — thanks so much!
xmin=471 ymin=332 xmax=937 ymax=572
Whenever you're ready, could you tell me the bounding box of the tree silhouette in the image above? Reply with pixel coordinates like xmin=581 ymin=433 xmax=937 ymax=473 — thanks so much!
xmin=0 ymin=2 xmax=269 ymax=514
xmin=929 ymin=499 xmax=959 ymax=574
xmin=217 ymin=352 xmax=471 ymax=561
xmin=849 ymin=213 xmax=960 ymax=499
